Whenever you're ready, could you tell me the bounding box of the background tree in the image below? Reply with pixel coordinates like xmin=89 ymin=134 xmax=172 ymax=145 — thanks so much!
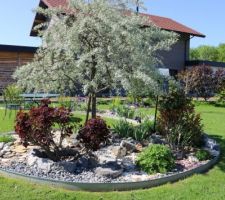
xmin=190 ymin=43 xmax=225 ymax=62
xmin=218 ymin=43 xmax=225 ymax=62
xmin=190 ymin=45 xmax=219 ymax=61
xmin=190 ymin=48 xmax=200 ymax=60
xmin=14 ymin=0 xmax=177 ymax=120
xmin=178 ymin=65 xmax=225 ymax=101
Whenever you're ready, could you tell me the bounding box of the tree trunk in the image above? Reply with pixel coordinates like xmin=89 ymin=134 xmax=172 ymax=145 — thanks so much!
xmin=153 ymin=95 xmax=159 ymax=132
xmin=85 ymin=94 xmax=92 ymax=125
xmin=91 ymin=93 xmax=97 ymax=118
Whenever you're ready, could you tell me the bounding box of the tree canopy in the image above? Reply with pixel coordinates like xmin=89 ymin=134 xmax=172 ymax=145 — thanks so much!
xmin=190 ymin=44 xmax=225 ymax=62
xmin=14 ymin=0 xmax=177 ymax=118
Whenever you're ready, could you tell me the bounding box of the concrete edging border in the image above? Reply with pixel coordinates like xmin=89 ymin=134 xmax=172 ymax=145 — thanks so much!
xmin=0 ymin=146 xmax=220 ymax=192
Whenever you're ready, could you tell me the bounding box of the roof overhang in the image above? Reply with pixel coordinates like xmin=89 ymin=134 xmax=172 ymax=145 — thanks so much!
xmin=0 ymin=44 xmax=38 ymax=53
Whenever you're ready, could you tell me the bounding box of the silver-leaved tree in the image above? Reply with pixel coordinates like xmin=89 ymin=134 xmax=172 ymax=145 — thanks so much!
xmin=14 ymin=0 xmax=177 ymax=121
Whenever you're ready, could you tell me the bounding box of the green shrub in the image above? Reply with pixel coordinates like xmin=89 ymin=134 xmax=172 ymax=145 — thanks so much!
xmin=136 ymin=144 xmax=175 ymax=174
xmin=113 ymin=120 xmax=153 ymax=141
xmin=195 ymin=149 xmax=211 ymax=161
xmin=58 ymin=96 xmax=75 ymax=110
xmin=110 ymin=97 xmax=122 ymax=111
xmin=77 ymin=102 xmax=88 ymax=111
xmin=0 ymin=134 xmax=13 ymax=143
xmin=3 ymin=84 xmax=23 ymax=106
xmin=116 ymin=105 xmax=135 ymax=119
xmin=217 ymin=87 xmax=225 ymax=106
xmin=23 ymin=101 xmax=37 ymax=110
xmin=110 ymin=97 xmax=136 ymax=119
xmin=143 ymin=97 xmax=154 ymax=107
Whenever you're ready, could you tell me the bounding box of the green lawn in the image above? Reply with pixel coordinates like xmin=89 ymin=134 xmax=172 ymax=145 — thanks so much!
xmin=0 ymin=102 xmax=225 ymax=200
xmin=0 ymin=110 xmax=118 ymax=134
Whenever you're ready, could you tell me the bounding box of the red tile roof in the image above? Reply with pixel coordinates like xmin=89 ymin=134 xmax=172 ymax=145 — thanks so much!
xmin=41 ymin=0 xmax=68 ymax=8
xmin=36 ymin=0 xmax=205 ymax=37
xmin=140 ymin=13 xmax=205 ymax=37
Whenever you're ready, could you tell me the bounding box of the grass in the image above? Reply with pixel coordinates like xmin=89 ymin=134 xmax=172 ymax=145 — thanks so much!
xmin=0 ymin=134 xmax=13 ymax=143
xmin=0 ymin=109 xmax=118 ymax=134
xmin=0 ymin=102 xmax=225 ymax=199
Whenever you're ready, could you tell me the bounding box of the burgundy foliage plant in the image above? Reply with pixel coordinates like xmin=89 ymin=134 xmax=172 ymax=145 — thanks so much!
xmin=15 ymin=99 xmax=75 ymax=161
xmin=77 ymin=117 xmax=110 ymax=151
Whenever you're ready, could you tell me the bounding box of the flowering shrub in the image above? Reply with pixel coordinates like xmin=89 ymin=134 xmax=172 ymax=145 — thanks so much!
xmin=77 ymin=117 xmax=110 ymax=151
xmin=15 ymin=99 xmax=75 ymax=161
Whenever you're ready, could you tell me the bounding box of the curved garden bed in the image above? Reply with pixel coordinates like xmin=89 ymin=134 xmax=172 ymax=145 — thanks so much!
xmin=0 ymin=134 xmax=220 ymax=192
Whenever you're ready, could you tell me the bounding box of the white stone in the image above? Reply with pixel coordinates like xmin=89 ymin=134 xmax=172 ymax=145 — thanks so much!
xmin=2 ymin=144 xmax=11 ymax=152
xmin=27 ymin=153 xmax=39 ymax=166
xmin=188 ymin=155 xmax=199 ymax=163
xmin=95 ymin=167 xmax=123 ymax=178
xmin=0 ymin=142 xmax=5 ymax=150
xmin=120 ymin=140 xmax=136 ymax=153
xmin=37 ymin=158 xmax=54 ymax=173
xmin=111 ymin=146 xmax=127 ymax=159
xmin=130 ymin=174 xmax=150 ymax=182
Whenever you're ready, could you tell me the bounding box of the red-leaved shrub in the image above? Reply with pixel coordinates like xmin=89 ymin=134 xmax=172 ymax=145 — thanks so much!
xmin=158 ymin=86 xmax=203 ymax=151
xmin=15 ymin=99 xmax=75 ymax=161
xmin=77 ymin=117 xmax=110 ymax=151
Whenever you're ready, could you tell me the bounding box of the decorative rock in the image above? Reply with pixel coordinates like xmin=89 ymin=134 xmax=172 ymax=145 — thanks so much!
xmin=3 ymin=153 xmax=13 ymax=158
xmin=7 ymin=142 xmax=14 ymax=146
xmin=149 ymin=134 xmax=165 ymax=144
xmin=122 ymin=154 xmax=137 ymax=171
xmin=74 ymin=155 xmax=98 ymax=172
xmin=98 ymin=155 xmax=117 ymax=164
xmin=135 ymin=143 xmax=143 ymax=152
xmin=58 ymin=161 xmax=77 ymax=173
xmin=174 ymin=151 xmax=185 ymax=160
xmin=130 ymin=174 xmax=150 ymax=182
xmin=1 ymin=145 xmax=11 ymax=156
xmin=120 ymin=140 xmax=136 ymax=153
xmin=12 ymin=145 xmax=27 ymax=153
xmin=27 ymin=153 xmax=39 ymax=166
xmin=95 ymin=167 xmax=123 ymax=178
xmin=0 ymin=151 xmax=4 ymax=157
xmin=0 ymin=142 xmax=5 ymax=150
xmin=0 ymin=158 xmax=11 ymax=167
xmin=37 ymin=158 xmax=54 ymax=173
xmin=141 ymin=140 xmax=149 ymax=147
xmin=188 ymin=155 xmax=199 ymax=163
xmin=111 ymin=146 xmax=127 ymax=158
xmin=95 ymin=162 xmax=123 ymax=178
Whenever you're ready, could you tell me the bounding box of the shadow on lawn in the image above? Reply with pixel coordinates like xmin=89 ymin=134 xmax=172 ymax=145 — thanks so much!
xmin=209 ymin=134 xmax=225 ymax=173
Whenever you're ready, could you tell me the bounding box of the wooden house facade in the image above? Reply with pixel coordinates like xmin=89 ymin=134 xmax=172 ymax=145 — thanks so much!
xmin=0 ymin=45 xmax=37 ymax=93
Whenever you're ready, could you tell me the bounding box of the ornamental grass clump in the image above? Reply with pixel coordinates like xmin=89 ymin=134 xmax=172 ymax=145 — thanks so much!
xmin=136 ymin=144 xmax=175 ymax=174
xmin=113 ymin=120 xmax=153 ymax=141
xmin=15 ymin=99 xmax=76 ymax=161
xmin=77 ymin=117 xmax=110 ymax=151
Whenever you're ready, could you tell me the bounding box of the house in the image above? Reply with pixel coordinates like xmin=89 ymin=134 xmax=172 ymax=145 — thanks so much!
xmin=0 ymin=0 xmax=206 ymax=93
xmin=30 ymin=0 xmax=206 ymax=76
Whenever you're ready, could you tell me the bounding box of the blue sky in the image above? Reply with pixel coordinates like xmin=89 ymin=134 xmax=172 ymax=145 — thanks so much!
xmin=0 ymin=0 xmax=224 ymax=48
